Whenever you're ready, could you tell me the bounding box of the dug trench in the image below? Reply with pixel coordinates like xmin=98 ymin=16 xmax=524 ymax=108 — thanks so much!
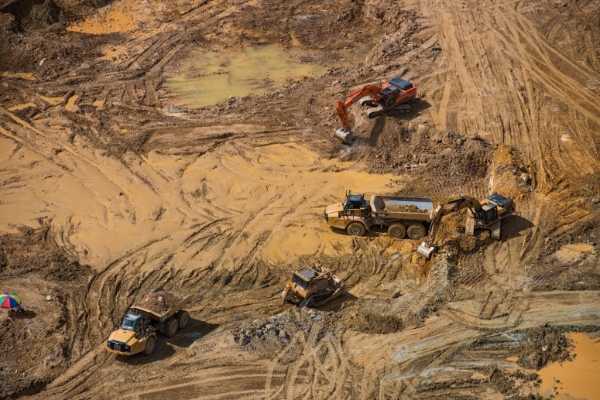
xmin=0 ymin=0 xmax=600 ymax=398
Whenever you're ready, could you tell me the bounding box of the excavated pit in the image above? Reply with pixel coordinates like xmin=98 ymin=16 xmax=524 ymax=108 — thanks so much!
xmin=0 ymin=0 xmax=599 ymax=398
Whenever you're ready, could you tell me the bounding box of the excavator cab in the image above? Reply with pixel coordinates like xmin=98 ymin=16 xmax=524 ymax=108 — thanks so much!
xmin=380 ymin=78 xmax=414 ymax=108
xmin=477 ymin=204 xmax=498 ymax=226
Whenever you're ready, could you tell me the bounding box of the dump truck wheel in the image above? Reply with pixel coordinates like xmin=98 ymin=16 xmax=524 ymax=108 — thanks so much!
xmin=388 ymin=224 xmax=406 ymax=239
xmin=407 ymin=224 xmax=426 ymax=240
xmin=143 ymin=335 xmax=156 ymax=356
xmin=176 ymin=311 xmax=190 ymax=330
xmin=347 ymin=222 xmax=366 ymax=236
xmin=164 ymin=317 xmax=179 ymax=338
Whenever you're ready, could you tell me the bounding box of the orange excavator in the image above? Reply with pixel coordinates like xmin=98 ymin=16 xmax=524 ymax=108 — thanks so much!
xmin=334 ymin=77 xmax=417 ymax=143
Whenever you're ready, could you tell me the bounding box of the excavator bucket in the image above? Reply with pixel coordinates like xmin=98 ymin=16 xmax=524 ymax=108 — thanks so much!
xmin=334 ymin=128 xmax=353 ymax=144
xmin=417 ymin=242 xmax=436 ymax=258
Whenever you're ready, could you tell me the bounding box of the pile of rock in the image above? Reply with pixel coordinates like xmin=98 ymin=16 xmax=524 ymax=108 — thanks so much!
xmin=235 ymin=314 xmax=292 ymax=347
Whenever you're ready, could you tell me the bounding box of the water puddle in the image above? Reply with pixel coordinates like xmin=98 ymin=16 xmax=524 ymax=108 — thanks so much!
xmin=38 ymin=95 xmax=63 ymax=105
xmin=538 ymin=332 xmax=600 ymax=399
xmin=65 ymin=95 xmax=79 ymax=111
xmin=8 ymin=102 xmax=37 ymax=111
xmin=2 ymin=72 xmax=36 ymax=81
xmin=164 ymin=45 xmax=326 ymax=108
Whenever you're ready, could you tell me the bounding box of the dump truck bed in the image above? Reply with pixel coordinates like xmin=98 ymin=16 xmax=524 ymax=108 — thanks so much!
xmin=370 ymin=195 xmax=434 ymax=222
xmin=130 ymin=287 xmax=193 ymax=323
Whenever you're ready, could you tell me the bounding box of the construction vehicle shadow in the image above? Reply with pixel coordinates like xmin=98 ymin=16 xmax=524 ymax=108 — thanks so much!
xmin=329 ymin=226 xmax=379 ymax=238
xmin=318 ymin=292 xmax=358 ymax=312
xmin=9 ymin=309 xmax=37 ymax=319
xmin=501 ymin=215 xmax=534 ymax=240
xmin=119 ymin=319 xmax=219 ymax=365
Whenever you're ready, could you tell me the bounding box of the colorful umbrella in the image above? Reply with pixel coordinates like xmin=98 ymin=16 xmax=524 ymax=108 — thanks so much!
xmin=0 ymin=292 xmax=22 ymax=309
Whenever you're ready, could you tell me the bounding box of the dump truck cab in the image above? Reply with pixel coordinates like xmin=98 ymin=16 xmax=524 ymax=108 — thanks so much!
xmin=107 ymin=312 xmax=154 ymax=356
xmin=122 ymin=312 xmax=144 ymax=331
xmin=324 ymin=192 xmax=372 ymax=235
xmin=106 ymin=287 xmax=192 ymax=357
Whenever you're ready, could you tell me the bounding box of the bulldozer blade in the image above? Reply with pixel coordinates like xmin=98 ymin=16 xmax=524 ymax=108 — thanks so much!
xmin=334 ymin=128 xmax=353 ymax=144
xmin=313 ymin=288 xmax=344 ymax=308
xmin=417 ymin=242 xmax=436 ymax=258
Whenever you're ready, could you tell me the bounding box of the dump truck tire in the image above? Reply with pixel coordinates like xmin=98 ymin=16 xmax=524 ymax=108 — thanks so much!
xmin=407 ymin=224 xmax=426 ymax=239
xmin=164 ymin=317 xmax=179 ymax=338
xmin=347 ymin=222 xmax=366 ymax=236
xmin=176 ymin=310 xmax=190 ymax=330
xmin=143 ymin=335 xmax=156 ymax=356
xmin=388 ymin=224 xmax=406 ymax=239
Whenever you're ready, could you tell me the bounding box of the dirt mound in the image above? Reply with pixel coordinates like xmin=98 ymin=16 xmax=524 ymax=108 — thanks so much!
xmin=385 ymin=204 xmax=428 ymax=213
xmin=133 ymin=291 xmax=182 ymax=314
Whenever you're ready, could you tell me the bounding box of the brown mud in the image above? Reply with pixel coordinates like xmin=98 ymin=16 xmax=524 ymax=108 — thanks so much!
xmin=0 ymin=0 xmax=599 ymax=398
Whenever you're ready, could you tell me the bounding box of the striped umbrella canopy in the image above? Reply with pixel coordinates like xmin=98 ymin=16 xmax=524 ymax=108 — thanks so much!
xmin=0 ymin=292 xmax=22 ymax=309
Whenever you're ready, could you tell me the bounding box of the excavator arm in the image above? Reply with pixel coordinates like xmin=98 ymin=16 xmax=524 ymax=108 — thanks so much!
xmin=417 ymin=197 xmax=482 ymax=258
xmin=335 ymin=85 xmax=382 ymax=130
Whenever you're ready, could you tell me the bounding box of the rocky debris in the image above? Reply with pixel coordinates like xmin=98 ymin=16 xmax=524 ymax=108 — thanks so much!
xmin=134 ymin=291 xmax=182 ymax=314
xmin=234 ymin=313 xmax=293 ymax=348
xmin=233 ymin=308 xmax=334 ymax=350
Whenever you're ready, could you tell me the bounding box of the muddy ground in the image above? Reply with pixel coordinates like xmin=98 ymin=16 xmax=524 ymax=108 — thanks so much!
xmin=0 ymin=0 xmax=599 ymax=398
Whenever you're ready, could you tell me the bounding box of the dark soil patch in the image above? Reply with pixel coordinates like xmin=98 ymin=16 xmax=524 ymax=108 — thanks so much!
xmin=338 ymin=310 xmax=403 ymax=334
xmin=0 ymin=223 xmax=91 ymax=282
xmin=514 ymin=326 xmax=573 ymax=370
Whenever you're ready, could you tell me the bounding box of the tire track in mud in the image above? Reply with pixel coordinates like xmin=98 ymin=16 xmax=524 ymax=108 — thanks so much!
xmin=264 ymin=320 xmax=348 ymax=400
xmin=420 ymin=0 xmax=599 ymax=187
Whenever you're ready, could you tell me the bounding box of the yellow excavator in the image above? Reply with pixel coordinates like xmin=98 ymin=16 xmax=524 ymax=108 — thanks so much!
xmin=417 ymin=193 xmax=516 ymax=258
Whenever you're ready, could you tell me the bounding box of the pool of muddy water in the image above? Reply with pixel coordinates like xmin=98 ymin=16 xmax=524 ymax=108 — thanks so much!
xmin=164 ymin=45 xmax=326 ymax=108
xmin=538 ymin=332 xmax=600 ymax=399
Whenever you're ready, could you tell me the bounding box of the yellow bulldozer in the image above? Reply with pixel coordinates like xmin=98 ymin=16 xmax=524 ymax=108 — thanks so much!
xmin=282 ymin=264 xmax=346 ymax=308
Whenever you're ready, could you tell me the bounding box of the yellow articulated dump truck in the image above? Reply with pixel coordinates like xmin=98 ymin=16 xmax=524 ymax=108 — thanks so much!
xmin=106 ymin=287 xmax=193 ymax=356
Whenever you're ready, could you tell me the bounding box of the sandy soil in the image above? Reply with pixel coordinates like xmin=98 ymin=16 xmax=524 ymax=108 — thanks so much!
xmin=0 ymin=0 xmax=599 ymax=398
